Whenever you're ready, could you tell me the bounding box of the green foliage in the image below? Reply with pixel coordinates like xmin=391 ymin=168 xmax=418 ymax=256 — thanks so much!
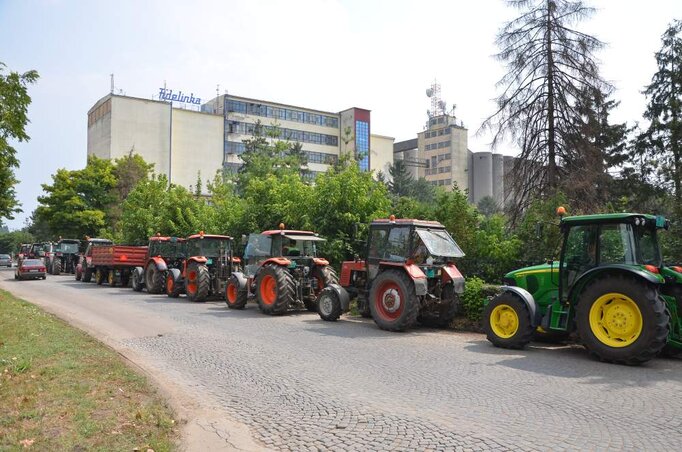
xmin=311 ymin=161 xmax=391 ymax=263
xmin=477 ymin=196 xmax=501 ymax=218
xmin=118 ymin=175 xmax=169 ymax=244
xmin=0 ymin=63 xmax=39 ymax=220
xmin=433 ymin=184 xmax=478 ymax=254
xmin=0 ymin=230 xmax=34 ymax=254
xmin=461 ymin=277 xmax=485 ymax=322
xmin=515 ymin=192 xmax=570 ymax=266
xmin=159 ymin=185 xmax=215 ymax=238
xmin=207 ymin=175 xmax=246 ymax=238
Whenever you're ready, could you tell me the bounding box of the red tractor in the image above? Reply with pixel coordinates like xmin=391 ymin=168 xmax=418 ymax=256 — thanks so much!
xmin=317 ymin=216 xmax=465 ymax=332
xmin=131 ymin=235 xmax=186 ymax=294
xmin=166 ymin=232 xmax=240 ymax=302
xmin=225 ymin=225 xmax=337 ymax=315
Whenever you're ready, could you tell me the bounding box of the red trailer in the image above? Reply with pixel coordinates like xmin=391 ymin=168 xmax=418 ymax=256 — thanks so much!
xmin=90 ymin=245 xmax=148 ymax=286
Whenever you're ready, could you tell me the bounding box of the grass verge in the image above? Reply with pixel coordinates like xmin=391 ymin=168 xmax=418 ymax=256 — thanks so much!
xmin=0 ymin=289 xmax=177 ymax=451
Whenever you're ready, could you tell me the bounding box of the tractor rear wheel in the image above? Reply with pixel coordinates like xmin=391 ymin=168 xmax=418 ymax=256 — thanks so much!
xmin=95 ymin=268 xmax=104 ymax=285
xmin=186 ymin=262 xmax=210 ymax=302
xmin=166 ymin=268 xmax=183 ymax=298
xmin=131 ymin=267 xmax=144 ymax=292
xmin=145 ymin=263 xmax=165 ymax=294
xmin=52 ymin=259 xmax=62 ymax=276
xmin=576 ymin=276 xmax=669 ymax=365
xmin=306 ymin=266 xmax=338 ymax=311
xmin=256 ymin=264 xmax=295 ymax=315
xmin=225 ymin=275 xmax=248 ymax=309
xmin=483 ymin=292 xmax=534 ymax=349
xmin=369 ymin=270 xmax=420 ymax=332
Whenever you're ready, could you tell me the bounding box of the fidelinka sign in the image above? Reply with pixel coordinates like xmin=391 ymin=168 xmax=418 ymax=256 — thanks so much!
xmin=158 ymin=88 xmax=201 ymax=105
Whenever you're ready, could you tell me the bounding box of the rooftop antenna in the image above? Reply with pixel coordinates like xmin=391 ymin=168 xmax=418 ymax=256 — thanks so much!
xmin=110 ymin=74 xmax=114 ymax=94
xmin=425 ymin=79 xmax=442 ymax=119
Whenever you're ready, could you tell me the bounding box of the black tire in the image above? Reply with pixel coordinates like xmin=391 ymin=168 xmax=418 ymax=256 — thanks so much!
xmin=186 ymin=262 xmax=210 ymax=302
xmin=306 ymin=266 xmax=338 ymax=311
xmin=255 ymin=264 xmax=295 ymax=315
xmin=483 ymin=292 xmax=534 ymax=349
xmin=108 ymin=270 xmax=116 ymax=287
xmin=317 ymin=286 xmax=343 ymax=321
xmin=131 ymin=267 xmax=144 ymax=292
xmin=83 ymin=267 xmax=92 ymax=283
xmin=575 ymin=276 xmax=669 ymax=365
xmin=53 ymin=259 xmax=62 ymax=276
xmin=95 ymin=268 xmax=104 ymax=285
xmin=225 ymin=274 xmax=248 ymax=309
xmin=145 ymin=263 xmax=165 ymax=294
xmin=369 ymin=270 xmax=420 ymax=332
xmin=166 ymin=268 xmax=183 ymax=298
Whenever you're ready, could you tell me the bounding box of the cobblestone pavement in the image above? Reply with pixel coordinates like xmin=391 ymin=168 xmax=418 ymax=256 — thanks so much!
xmin=4 ymin=271 xmax=682 ymax=451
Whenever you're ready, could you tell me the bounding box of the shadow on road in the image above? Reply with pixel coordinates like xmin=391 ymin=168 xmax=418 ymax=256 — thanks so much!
xmin=465 ymin=339 xmax=682 ymax=386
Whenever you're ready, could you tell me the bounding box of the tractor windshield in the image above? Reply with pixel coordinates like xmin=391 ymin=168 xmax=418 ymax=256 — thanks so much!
xmin=58 ymin=242 xmax=79 ymax=254
xmin=634 ymin=226 xmax=662 ymax=267
xmin=245 ymin=235 xmax=272 ymax=258
xmin=415 ymin=228 xmax=465 ymax=260
xmin=188 ymin=238 xmax=230 ymax=258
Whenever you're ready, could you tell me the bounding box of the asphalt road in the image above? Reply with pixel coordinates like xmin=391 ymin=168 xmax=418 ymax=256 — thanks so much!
xmin=2 ymin=268 xmax=682 ymax=451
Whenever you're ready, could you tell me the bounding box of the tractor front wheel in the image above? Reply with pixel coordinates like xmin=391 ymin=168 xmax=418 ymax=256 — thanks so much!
xmin=317 ymin=286 xmax=343 ymax=321
xmin=225 ymin=275 xmax=248 ymax=309
xmin=145 ymin=263 xmax=165 ymax=294
xmin=306 ymin=266 xmax=338 ymax=311
xmin=131 ymin=267 xmax=144 ymax=292
xmin=369 ymin=270 xmax=420 ymax=332
xmin=483 ymin=292 xmax=534 ymax=349
xmin=576 ymin=276 xmax=669 ymax=365
xmin=166 ymin=268 xmax=183 ymax=298
xmin=186 ymin=262 xmax=210 ymax=302
xmin=256 ymin=264 xmax=295 ymax=315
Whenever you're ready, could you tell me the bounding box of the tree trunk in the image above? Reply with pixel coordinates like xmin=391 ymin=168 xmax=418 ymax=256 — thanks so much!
xmin=546 ymin=0 xmax=558 ymax=190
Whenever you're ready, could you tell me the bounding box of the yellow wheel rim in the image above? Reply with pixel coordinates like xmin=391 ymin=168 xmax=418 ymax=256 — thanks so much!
xmin=490 ymin=304 xmax=519 ymax=339
xmin=588 ymin=293 xmax=642 ymax=348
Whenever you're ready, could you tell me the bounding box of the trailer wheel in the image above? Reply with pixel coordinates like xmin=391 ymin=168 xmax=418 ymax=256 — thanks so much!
xmin=186 ymin=262 xmax=210 ymax=302
xmin=108 ymin=270 xmax=117 ymax=286
xmin=95 ymin=268 xmax=104 ymax=285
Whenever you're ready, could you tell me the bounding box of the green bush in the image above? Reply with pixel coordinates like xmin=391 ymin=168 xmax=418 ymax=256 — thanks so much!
xmin=460 ymin=277 xmax=500 ymax=322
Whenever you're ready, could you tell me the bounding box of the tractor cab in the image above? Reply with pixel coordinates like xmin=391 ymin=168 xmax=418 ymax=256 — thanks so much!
xmin=485 ymin=211 xmax=681 ymax=365
xmin=243 ymin=228 xmax=326 ymax=277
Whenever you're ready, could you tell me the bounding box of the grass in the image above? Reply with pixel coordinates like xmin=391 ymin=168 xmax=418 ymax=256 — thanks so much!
xmin=0 ymin=289 xmax=178 ymax=451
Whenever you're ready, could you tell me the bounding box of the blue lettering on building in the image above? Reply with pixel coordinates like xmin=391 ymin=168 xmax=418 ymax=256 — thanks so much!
xmin=158 ymin=88 xmax=202 ymax=105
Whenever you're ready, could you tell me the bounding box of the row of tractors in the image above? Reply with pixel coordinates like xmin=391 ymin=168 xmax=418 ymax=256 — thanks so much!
xmin=58 ymin=211 xmax=682 ymax=365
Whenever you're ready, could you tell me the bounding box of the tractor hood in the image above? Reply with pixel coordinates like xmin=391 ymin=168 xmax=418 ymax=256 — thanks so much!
xmin=505 ymin=262 xmax=559 ymax=280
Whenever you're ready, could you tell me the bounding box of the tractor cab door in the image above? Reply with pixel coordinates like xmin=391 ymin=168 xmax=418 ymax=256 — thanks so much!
xmin=366 ymin=226 xmax=390 ymax=284
xmin=560 ymin=224 xmax=598 ymax=302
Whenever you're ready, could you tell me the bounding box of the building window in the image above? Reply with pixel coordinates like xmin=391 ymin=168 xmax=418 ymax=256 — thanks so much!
xmin=225 ymin=121 xmax=338 ymax=147
xmin=356 ymin=120 xmax=369 ymax=172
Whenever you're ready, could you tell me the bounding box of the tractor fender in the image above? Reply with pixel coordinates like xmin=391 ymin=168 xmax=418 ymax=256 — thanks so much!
xmin=442 ymin=263 xmax=465 ymax=294
xmin=313 ymin=257 xmax=329 ymax=266
xmin=149 ymin=256 xmax=167 ymax=272
xmin=261 ymin=257 xmax=291 ymax=267
xmin=500 ymin=286 xmax=539 ymax=327
xmin=230 ymin=271 xmax=249 ymax=292
xmin=568 ymin=264 xmax=663 ymax=303
xmin=325 ymin=283 xmax=351 ymax=311
xmin=188 ymin=256 xmax=208 ymax=265
xmin=379 ymin=262 xmax=428 ymax=295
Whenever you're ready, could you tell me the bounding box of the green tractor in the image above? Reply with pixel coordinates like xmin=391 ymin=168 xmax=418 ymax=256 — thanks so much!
xmin=484 ymin=211 xmax=682 ymax=365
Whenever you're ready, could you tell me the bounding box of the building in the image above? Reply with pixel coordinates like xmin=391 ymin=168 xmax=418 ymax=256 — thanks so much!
xmin=87 ymin=92 xmax=395 ymax=192
xmin=393 ymin=82 xmax=509 ymax=207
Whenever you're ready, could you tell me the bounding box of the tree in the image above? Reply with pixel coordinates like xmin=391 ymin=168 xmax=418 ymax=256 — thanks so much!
xmin=0 ymin=230 xmax=34 ymax=255
xmin=480 ymin=0 xmax=609 ymax=220
xmin=0 ymin=62 xmax=39 ymax=219
xmin=640 ymin=20 xmax=682 ymax=209
xmin=388 ymin=160 xmax=414 ymax=197
xmin=118 ymin=175 xmax=169 ymax=244
xmin=477 ymin=196 xmax=501 ymax=218
xmin=109 ymin=152 xmax=154 ymax=234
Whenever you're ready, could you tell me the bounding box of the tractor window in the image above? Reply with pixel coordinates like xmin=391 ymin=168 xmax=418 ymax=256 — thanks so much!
xmin=245 ymin=235 xmax=272 ymax=258
xmin=561 ymin=225 xmax=597 ymax=299
xmin=599 ymin=224 xmax=635 ymax=265
xmin=281 ymin=238 xmax=316 ymax=257
xmin=385 ymin=227 xmax=411 ymax=261
xmin=58 ymin=243 xmax=79 ymax=254
xmin=635 ymin=227 xmax=661 ymax=266
xmin=368 ymin=228 xmax=388 ymax=259
xmin=200 ymin=239 xmax=228 ymax=258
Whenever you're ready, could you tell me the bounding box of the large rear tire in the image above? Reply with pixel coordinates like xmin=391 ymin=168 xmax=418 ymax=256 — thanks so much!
xmin=145 ymin=263 xmax=165 ymax=294
xmin=52 ymin=259 xmax=62 ymax=276
xmin=186 ymin=262 xmax=210 ymax=302
xmin=576 ymin=276 xmax=669 ymax=365
xmin=256 ymin=264 xmax=295 ymax=315
xmin=483 ymin=292 xmax=534 ymax=349
xmin=369 ymin=270 xmax=420 ymax=332
xmin=225 ymin=274 xmax=248 ymax=309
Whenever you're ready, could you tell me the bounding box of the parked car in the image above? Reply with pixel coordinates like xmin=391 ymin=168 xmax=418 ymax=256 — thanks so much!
xmin=0 ymin=254 xmax=12 ymax=267
xmin=15 ymin=259 xmax=47 ymax=280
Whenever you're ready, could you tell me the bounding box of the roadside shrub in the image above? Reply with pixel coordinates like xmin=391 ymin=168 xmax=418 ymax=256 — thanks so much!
xmin=460 ymin=277 xmax=500 ymax=322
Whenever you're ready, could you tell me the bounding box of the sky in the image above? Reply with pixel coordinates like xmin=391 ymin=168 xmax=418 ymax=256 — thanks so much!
xmin=1 ymin=0 xmax=681 ymax=230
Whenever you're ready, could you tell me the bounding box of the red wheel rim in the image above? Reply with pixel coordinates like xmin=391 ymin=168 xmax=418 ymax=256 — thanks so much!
xmin=260 ymin=274 xmax=277 ymax=305
xmin=227 ymin=283 xmax=238 ymax=303
xmin=375 ymin=281 xmax=404 ymax=321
